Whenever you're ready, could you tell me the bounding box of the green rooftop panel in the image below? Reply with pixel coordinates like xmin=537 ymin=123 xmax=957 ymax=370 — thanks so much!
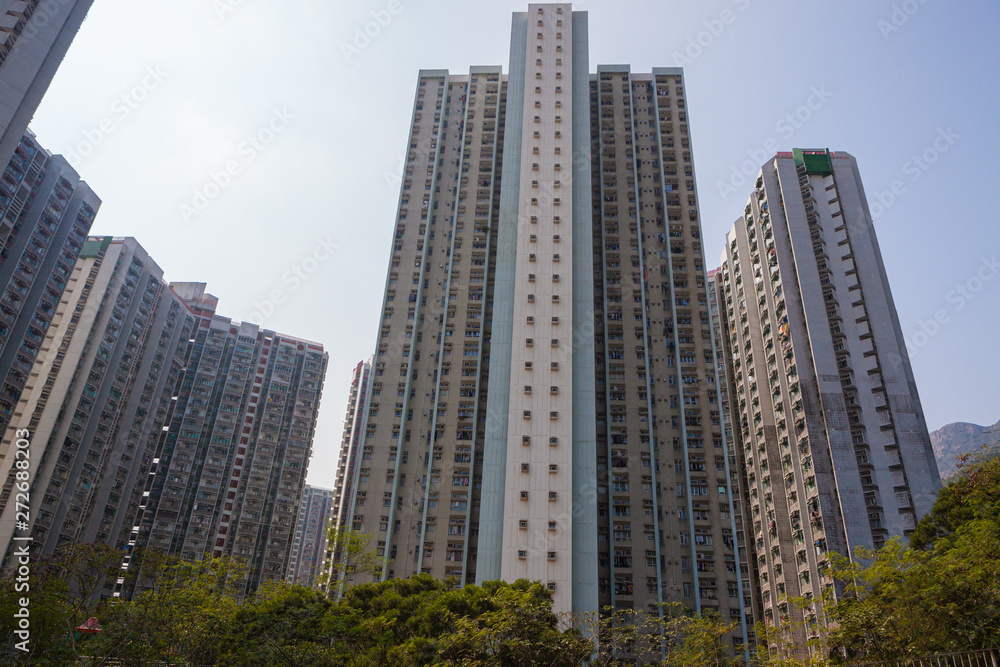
xmin=79 ymin=237 xmax=112 ymax=258
xmin=793 ymin=148 xmax=833 ymax=175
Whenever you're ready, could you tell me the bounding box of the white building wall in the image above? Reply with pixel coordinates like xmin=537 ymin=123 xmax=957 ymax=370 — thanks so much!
xmin=499 ymin=3 xmax=575 ymax=612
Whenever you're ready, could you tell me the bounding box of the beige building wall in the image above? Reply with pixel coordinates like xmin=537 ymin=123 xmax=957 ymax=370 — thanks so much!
xmin=0 ymin=237 xmax=192 ymax=581
xmin=337 ymin=65 xmax=503 ymax=589
xmin=336 ymin=6 xmax=749 ymax=650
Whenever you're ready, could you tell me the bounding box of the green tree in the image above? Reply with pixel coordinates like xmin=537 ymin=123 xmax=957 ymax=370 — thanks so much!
xmin=435 ymin=580 xmax=593 ymax=666
xmin=0 ymin=542 xmax=120 ymax=665
xmin=751 ymin=615 xmax=831 ymax=667
xmin=826 ymin=456 xmax=1000 ymax=661
xmin=325 ymin=526 xmax=386 ymax=597
xmin=323 ymin=574 xmax=593 ymax=666
xmin=579 ymin=603 xmax=742 ymax=666
xmin=88 ymin=555 xmax=246 ymax=665
xmin=215 ymin=585 xmax=337 ymax=666
xmin=663 ymin=610 xmax=739 ymax=667
xmin=910 ymin=452 xmax=1000 ymax=551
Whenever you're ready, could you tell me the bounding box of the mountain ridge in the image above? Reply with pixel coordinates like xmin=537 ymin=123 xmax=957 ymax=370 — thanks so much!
xmin=930 ymin=419 xmax=1000 ymax=480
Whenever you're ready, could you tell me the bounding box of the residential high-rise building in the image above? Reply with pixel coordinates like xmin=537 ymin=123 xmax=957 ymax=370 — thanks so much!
xmin=0 ymin=237 xmax=192 ymax=588
xmin=287 ymin=484 xmax=335 ymax=589
xmin=132 ymin=282 xmax=329 ymax=597
xmin=715 ymin=149 xmax=941 ymax=643
xmin=0 ymin=132 xmax=99 ymax=442
xmin=0 ymin=1 xmax=96 ymax=168
xmin=336 ymin=4 xmax=747 ymax=646
xmin=0 ymin=228 xmax=328 ymax=597
xmin=330 ymin=358 xmax=373 ymax=538
xmin=324 ymin=357 xmax=373 ymax=592
xmin=707 ymin=269 xmax=760 ymax=646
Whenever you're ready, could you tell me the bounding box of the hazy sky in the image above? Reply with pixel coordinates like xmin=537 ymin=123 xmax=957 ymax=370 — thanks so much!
xmin=28 ymin=0 xmax=1000 ymax=486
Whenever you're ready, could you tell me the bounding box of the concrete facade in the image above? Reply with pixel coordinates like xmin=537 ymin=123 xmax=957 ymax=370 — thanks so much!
xmin=287 ymin=484 xmax=335 ymax=589
xmin=132 ymin=282 xmax=329 ymax=597
xmin=0 ymin=237 xmax=190 ymax=595
xmin=0 ymin=132 xmax=98 ymax=459
xmin=330 ymin=358 xmax=373 ymax=538
xmin=716 ymin=149 xmax=941 ymax=643
xmin=0 ymin=1 xmax=95 ymax=169
xmin=323 ymin=357 xmax=373 ymax=592
xmin=335 ymin=4 xmax=747 ymax=649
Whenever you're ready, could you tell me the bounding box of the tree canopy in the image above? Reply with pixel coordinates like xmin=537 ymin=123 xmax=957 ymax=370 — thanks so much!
xmin=826 ymin=455 xmax=1000 ymax=662
xmin=3 ymin=458 xmax=997 ymax=665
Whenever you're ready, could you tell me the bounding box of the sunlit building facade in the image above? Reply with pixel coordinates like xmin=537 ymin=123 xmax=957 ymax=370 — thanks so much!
xmin=335 ymin=4 xmax=748 ymax=649
xmin=715 ymin=149 xmax=940 ymax=643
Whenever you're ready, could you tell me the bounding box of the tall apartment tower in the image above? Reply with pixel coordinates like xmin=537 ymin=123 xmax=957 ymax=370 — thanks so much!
xmin=0 ymin=237 xmax=192 ymax=584
xmin=0 ymin=1 xmax=96 ymax=168
xmin=330 ymin=358 xmax=373 ymax=538
xmin=338 ymin=5 xmax=747 ymax=644
xmin=0 ymin=132 xmax=99 ymax=441
xmin=715 ymin=149 xmax=940 ymax=640
xmin=707 ymin=269 xmax=760 ymax=645
xmin=287 ymin=485 xmax=334 ymax=588
xmin=132 ymin=282 xmax=329 ymax=597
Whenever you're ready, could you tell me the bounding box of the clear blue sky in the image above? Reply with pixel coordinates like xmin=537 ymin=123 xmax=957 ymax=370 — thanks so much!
xmin=28 ymin=0 xmax=1000 ymax=485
